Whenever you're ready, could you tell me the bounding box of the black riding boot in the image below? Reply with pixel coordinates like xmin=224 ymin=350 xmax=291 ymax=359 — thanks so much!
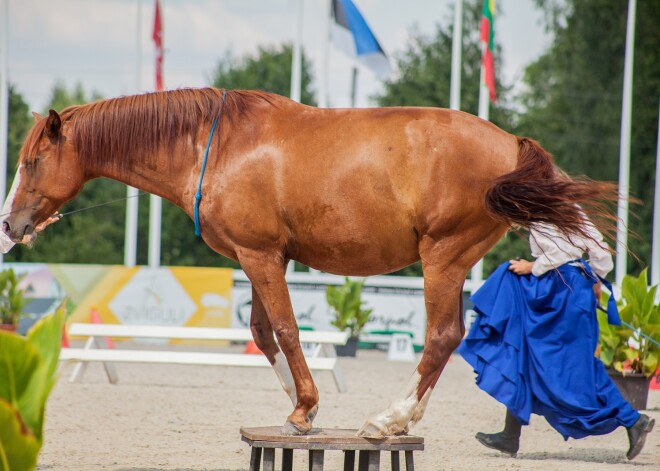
xmin=475 ymin=410 xmax=522 ymax=457
xmin=626 ymin=414 xmax=655 ymax=460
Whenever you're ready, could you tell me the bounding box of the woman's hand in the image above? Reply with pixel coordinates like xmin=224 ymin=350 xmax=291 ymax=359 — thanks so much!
xmin=508 ymin=259 xmax=534 ymax=275
xmin=593 ymin=281 xmax=603 ymax=302
xmin=35 ymin=212 xmax=62 ymax=232
xmin=20 ymin=212 xmax=61 ymax=244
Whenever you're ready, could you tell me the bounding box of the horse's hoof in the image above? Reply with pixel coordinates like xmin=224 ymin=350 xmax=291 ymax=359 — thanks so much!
xmin=357 ymin=421 xmax=387 ymax=439
xmin=281 ymin=420 xmax=310 ymax=436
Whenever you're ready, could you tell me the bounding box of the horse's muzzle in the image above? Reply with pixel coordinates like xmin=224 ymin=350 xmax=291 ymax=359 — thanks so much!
xmin=2 ymin=219 xmax=33 ymax=243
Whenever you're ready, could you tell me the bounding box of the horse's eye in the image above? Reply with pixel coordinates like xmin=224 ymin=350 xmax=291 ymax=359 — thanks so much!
xmin=24 ymin=157 xmax=40 ymax=170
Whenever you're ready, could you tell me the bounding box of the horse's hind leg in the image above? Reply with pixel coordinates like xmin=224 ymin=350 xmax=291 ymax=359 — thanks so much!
xmin=250 ymin=286 xmax=297 ymax=406
xmin=358 ymin=253 xmax=466 ymax=438
xmin=239 ymin=251 xmax=319 ymax=435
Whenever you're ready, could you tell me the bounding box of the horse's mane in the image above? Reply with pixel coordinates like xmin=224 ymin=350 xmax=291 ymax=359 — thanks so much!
xmin=20 ymin=87 xmax=283 ymax=176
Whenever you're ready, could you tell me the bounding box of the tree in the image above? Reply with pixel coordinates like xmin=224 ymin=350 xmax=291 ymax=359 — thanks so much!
xmin=211 ymin=44 xmax=316 ymax=105
xmin=158 ymin=44 xmax=318 ymax=268
xmin=6 ymin=45 xmax=318 ymax=267
xmin=373 ymin=0 xmax=517 ymax=276
xmin=5 ymin=83 xmax=129 ymax=264
xmin=6 ymin=86 xmax=31 ymax=176
xmin=519 ymin=0 xmax=660 ymax=275
xmin=42 ymin=81 xmax=102 ymax=114
xmin=376 ymin=0 xmax=514 ymax=127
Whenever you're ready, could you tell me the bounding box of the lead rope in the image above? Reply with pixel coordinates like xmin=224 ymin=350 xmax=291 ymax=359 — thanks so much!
xmin=0 ymin=191 xmax=148 ymax=220
xmin=194 ymin=90 xmax=227 ymax=237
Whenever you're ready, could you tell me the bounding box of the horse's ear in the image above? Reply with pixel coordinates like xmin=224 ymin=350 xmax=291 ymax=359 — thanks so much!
xmin=32 ymin=111 xmax=44 ymax=122
xmin=45 ymin=109 xmax=62 ymax=140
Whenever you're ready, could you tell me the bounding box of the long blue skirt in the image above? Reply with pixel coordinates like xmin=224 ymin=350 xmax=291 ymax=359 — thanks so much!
xmin=458 ymin=262 xmax=639 ymax=440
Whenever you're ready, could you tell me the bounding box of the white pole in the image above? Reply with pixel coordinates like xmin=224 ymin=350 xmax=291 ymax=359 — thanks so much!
xmin=471 ymin=44 xmax=490 ymax=287
xmin=290 ymin=0 xmax=303 ymax=103
xmin=0 ymin=0 xmax=9 ymax=265
xmin=651 ymin=97 xmax=660 ymax=285
xmin=286 ymin=0 xmax=303 ymax=275
xmin=148 ymin=0 xmax=162 ymax=268
xmin=449 ymin=0 xmax=463 ymax=111
xmin=125 ymin=0 xmax=142 ymax=267
xmin=318 ymin=0 xmax=331 ymax=108
xmin=615 ymin=0 xmax=636 ymax=286
xmin=148 ymin=194 xmax=161 ymax=267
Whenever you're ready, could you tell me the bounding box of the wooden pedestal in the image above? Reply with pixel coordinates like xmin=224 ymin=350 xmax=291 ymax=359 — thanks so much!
xmin=241 ymin=426 xmax=424 ymax=471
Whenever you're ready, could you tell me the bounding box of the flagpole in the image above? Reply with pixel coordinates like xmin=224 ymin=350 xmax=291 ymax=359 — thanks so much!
xmin=651 ymin=97 xmax=660 ymax=285
xmin=350 ymin=67 xmax=358 ymax=107
xmin=290 ymin=0 xmax=303 ymax=103
xmin=0 ymin=0 xmax=9 ymax=265
xmin=148 ymin=0 xmax=163 ymax=269
xmin=319 ymin=0 xmax=331 ymax=108
xmin=615 ymin=0 xmax=637 ymax=286
xmin=286 ymin=0 xmax=303 ymax=274
xmin=449 ymin=0 xmax=463 ymax=111
xmin=470 ymin=49 xmax=490 ymax=289
xmin=125 ymin=0 xmax=142 ymax=268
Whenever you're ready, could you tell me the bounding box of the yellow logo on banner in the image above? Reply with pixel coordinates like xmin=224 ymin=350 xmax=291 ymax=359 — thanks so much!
xmin=65 ymin=266 xmax=233 ymax=340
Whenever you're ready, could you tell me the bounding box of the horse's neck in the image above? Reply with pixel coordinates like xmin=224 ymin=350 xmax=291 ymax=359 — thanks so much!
xmin=89 ymin=139 xmax=196 ymax=209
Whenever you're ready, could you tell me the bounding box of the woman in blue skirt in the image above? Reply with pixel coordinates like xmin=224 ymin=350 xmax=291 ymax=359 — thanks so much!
xmin=458 ymin=221 xmax=655 ymax=460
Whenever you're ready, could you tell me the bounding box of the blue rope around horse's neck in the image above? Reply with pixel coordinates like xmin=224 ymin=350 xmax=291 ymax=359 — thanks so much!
xmin=194 ymin=90 xmax=227 ymax=236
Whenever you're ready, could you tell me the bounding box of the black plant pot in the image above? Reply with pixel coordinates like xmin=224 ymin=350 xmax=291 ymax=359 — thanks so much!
xmin=607 ymin=369 xmax=651 ymax=410
xmin=336 ymin=335 xmax=359 ymax=357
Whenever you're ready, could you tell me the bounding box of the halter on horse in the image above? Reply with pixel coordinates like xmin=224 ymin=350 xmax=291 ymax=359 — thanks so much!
xmin=3 ymin=87 xmax=617 ymax=437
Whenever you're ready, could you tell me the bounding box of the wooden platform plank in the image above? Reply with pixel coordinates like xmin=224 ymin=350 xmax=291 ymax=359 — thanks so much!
xmin=240 ymin=426 xmax=424 ymax=452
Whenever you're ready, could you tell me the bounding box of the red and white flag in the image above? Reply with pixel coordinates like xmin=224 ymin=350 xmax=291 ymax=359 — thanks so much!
xmin=152 ymin=0 xmax=164 ymax=91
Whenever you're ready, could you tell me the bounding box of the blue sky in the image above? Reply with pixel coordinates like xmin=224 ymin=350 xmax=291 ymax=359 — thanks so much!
xmin=7 ymin=0 xmax=550 ymax=112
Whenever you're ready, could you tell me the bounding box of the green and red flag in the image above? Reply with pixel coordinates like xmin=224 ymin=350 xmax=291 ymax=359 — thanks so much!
xmin=480 ymin=0 xmax=496 ymax=102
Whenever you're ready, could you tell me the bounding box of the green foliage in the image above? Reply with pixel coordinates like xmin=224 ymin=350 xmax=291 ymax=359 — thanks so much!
xmin=7 ymin=86 xmax=31 ymax=174
xmin=0 ymin=269 xmax=28 ymax=327
xmin=326 ymin=277 xmax=373 ymax=337
xmin=5 ymin=45 xmax=318 ymax=267
xmin=0 ymin=305 xmax=66 ymax=470
xmin=373 ymin=0 xmax=516 ymax=277
xmin=374 ymin=0 xmax=514 ymax=131
xmin=212 ymin=44 xmax=316 ymax=106
xmin=518 ymin=0 xmax=660 ymax=274
xmin=598 ymin=269 xmax=660 ymax=378
xmin=42 ymin=81 xmax=102 ymax=114
xmin=5 ymin=83 xmax=128 ymax=265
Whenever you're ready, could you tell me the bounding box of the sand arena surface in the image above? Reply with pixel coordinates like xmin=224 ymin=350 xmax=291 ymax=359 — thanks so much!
xmin=39 ymin=345 xmax=659 ymax=471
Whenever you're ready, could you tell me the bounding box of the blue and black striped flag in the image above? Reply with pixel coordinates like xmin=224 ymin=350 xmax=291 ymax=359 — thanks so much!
xmin=330 ymin=0 xmax=392 ymax=79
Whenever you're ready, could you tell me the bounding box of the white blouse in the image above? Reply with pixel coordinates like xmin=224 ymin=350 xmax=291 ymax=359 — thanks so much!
xmin=529 ymin=222 xmax=613 ymax=278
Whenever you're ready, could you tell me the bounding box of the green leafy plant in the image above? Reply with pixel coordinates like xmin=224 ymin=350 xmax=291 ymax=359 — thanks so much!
xmin=597 ymin=269 xmax=660 ymax=378
xmin=0 ymin=269 xmax=29 ymax=327
xmin=0 ymin=303 xmax=66 ymax=470
xmin=326 ymin=277 xmax=373 ymax=338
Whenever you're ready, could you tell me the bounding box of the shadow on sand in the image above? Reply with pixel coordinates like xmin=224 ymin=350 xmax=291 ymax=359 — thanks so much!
xmin=517 ymin=447 xmax=638 ymax=465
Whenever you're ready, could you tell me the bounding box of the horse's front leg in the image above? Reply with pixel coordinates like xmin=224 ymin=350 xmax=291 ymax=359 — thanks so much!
xmin=239 ymin=250 xmax=319 ymax=435
xmin=249 ymin=286 xmax=297 ymax=406
xmin=358 ymin=260 xmax=466 ymax=438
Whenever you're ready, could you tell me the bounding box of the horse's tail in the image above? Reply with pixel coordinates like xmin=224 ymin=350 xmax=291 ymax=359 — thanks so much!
xmin=485 ymin=137 xmax=619 ymax=242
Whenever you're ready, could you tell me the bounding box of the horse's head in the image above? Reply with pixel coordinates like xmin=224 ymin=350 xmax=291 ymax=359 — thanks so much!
xmin=2 ymin=109 xmax=83 ymax=244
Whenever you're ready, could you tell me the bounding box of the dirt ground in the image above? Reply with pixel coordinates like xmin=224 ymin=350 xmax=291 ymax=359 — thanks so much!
xmin=38 ymin=345 xmax=659 ymax=471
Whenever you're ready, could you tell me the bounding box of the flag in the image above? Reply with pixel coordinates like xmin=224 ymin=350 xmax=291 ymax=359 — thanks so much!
xmin=152 ymin=0 xmax=164 ymax=91
xmin=330 ymin=0 xmax=391 ymax=79
xmin=480 ymin=0 xmax=496 ymax=102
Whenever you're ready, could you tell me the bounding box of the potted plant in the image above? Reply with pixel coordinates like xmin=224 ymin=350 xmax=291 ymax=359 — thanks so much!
xmin=597 ymin=269 xmax=660 ymax=410
xmin=0 ymin=268 xmax=29 ymax=333
xmin=326 ymin=277 xmax=373 ymax=357
xmin=0 ymin=304 xmax=66 ymax=470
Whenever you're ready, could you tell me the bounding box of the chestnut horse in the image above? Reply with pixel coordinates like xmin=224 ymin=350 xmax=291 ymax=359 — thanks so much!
xmin=3 ymin=88 xmax=615 ymax=437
